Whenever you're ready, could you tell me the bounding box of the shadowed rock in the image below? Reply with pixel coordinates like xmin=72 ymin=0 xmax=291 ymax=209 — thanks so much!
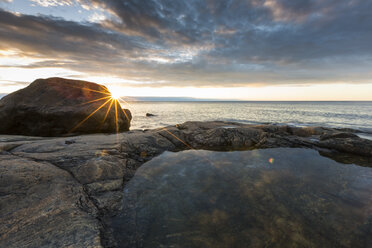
xmin=0 ymin=77 xmax=131 ymax=136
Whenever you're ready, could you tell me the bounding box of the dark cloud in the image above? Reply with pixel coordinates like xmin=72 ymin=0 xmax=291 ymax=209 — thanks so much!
xmin=0 ymin=9 xmax=143 ymax=55
xmin=1 ymin=0 xmax=372 ymax=87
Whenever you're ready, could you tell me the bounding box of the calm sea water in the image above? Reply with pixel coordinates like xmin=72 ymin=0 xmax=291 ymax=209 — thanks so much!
xmin=124 ymin=101 xmax=372 ymax=132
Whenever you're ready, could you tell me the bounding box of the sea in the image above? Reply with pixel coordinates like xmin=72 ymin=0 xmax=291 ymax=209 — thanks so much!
xmin=124 ymin=101 xmax=372 ymax=135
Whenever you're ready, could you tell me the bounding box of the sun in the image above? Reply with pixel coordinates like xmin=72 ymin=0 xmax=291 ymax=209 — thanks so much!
xmin=110 ymin=90 xmax=121 ymax=100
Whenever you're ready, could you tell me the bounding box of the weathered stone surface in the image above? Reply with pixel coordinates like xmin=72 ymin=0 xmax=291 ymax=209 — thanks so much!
xmin=86 ymin=179 xmax=123 ymax=195
xmin=0 ymin=155 xmax=102 ymax=248
xmin=0 ymin=121 xmax=371 ymax=247
xmin=320 ymin=132 xmax=359 ymax=140
xmin=318 ymin=136 xmax=372 ymax=157
xmin=0 ymin=77 xmax=131 ymax=136
xmin=72 ymin=157 xmax=127 ymax=184
xmin=92 ymin=191 xmax=123 ymax=214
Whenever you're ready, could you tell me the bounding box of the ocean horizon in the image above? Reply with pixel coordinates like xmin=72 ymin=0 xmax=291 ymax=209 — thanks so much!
xmin=2 ymin=91 xmax=370 ymax=133
xmin=122 ymin=101 xmax=372 ymax=134
xmin=3 ymin=93 xmax=372 ymax=102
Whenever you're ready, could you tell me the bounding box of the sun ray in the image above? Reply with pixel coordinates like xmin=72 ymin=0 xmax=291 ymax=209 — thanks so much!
xmin=69 ymin=85 xmax=112 ymax=95
xmin=98 ymin=84 xmax=110 ymax=92
xmin=114 ymin=99 xmax=119 ymax=133
xmin=114 ymin=96 xmax=132 ymax=122
xmin=80 ymin=95 xmax=111 ymax=105
xmin=69 ymin=98 xmax=112 ymax=133
xmin=118 ymin=96 xmax=134 ymax=109
xmin=118 ymin=104 xmax=131 ymax=123
xmin=102 ymin=99 xmax=115 ymax=124
xmin=160 ymin=128 xmax=194 ymax=150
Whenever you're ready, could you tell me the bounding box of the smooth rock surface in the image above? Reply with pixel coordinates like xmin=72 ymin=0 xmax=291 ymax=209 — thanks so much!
xmin=0 ymin=155 xmax=102 ymax=247
xmin=0 ymin=77 xmax=131 ymax=136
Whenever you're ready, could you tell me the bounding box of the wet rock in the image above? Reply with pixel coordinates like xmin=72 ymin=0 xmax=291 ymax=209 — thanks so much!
xmin=319 ymin=150 xmax=372 ymax=167
xmin=318 ymin=137 xmax=372 ymax=157
xmin=187 ymin=127 xmax=262 ymax=150
xmin=320 ymin=132 xmax=359 ymax=141
xmin=0 ymin=77 xmax=131 ymax=136
xmin=176 ymin=121 xmax=238 ymax=131
xmin=146 ymin=113 xmax=156 ymax=117
xmin=287 ymin=126 xmax=328 ymax=137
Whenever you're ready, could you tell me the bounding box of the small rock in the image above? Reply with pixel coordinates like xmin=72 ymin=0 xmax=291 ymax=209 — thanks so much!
xmin=65 ymin=140 xmax=76 ymax=145
xmin=146 ymin=113 xmax=156 ymax=117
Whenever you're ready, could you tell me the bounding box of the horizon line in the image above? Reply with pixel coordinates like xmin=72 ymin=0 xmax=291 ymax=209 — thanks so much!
xmin=1 ymin=93 xmax=371 ymax=102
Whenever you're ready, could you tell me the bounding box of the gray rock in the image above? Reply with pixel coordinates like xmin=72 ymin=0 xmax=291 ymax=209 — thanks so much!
xmin=320 ymin=132 xmax=359 ymax=141
xmin=72 ymin=157 xmax=126 ymax=184
xmin=318 ymin=136 xmax=372 ymax=157
xmin=0 ymin=155 xmax=102 ymax=247
xmin=86 ymin=179 xmax=123 ymax=195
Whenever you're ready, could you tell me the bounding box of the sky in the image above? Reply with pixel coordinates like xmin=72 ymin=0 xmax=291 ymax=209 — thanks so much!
xmin=0 ymin=0 xmax=372 ymax=100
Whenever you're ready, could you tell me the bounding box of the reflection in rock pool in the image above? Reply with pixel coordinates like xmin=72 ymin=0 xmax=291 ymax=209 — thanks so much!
xmin=111 ymin=148 xmax=372 ymax=248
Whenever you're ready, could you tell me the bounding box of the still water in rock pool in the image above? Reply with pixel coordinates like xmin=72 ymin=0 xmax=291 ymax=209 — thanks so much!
xmin=111 ymin=148 xmax=372 ymax=248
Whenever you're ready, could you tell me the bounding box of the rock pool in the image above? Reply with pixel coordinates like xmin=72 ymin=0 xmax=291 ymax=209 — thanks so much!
xmin=110 ymin=148 xmax=372 ymax=248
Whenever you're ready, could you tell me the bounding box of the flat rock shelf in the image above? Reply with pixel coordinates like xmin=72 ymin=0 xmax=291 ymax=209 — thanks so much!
xmin=0 ymin=121 xmax=372 ymax=247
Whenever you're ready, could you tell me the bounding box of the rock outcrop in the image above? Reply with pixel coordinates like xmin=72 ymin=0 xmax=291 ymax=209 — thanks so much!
xmin=0 ymin=121 xmax=371 ymax=247
xmin=0 ymin=77 xmax=131 ymax=136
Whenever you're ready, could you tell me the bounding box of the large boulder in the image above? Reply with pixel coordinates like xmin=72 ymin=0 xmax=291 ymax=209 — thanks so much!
xmin=0 ymin=77 xmax=131 ymax=136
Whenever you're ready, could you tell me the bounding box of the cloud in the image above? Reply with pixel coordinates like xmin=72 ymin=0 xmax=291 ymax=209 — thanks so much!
xmin=29 ymin=0 xmax=75 ymax=7
xmin=1 ymin=0 xmax=372 ymax=88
